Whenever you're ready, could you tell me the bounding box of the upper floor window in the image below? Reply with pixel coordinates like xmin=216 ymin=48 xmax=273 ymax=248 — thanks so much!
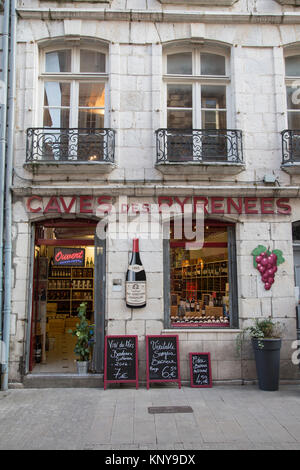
xmin=164 ymin=48 xmax=230 ymax=130
xmin=285 ymin=54 xmax=300 ymax=129
xmin=40 ymin=47 xmax=108 ymax=130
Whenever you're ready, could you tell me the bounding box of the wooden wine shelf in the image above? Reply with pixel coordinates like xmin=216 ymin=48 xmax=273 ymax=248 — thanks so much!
xmin=171 ymin=259 xmax=229 ymax=302
xmin=47 ymin=266 xmax=94 ymax=316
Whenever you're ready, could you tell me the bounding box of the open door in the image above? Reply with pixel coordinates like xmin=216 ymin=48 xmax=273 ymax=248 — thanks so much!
xmin=93 ymin=231 xmax=106 ymax=373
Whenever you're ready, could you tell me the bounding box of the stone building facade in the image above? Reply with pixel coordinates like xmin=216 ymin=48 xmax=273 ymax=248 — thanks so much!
xmin=4 ymin=0 xmax=300 ymax=386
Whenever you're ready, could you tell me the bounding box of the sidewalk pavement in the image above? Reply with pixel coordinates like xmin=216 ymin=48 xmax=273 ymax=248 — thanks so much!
xmin=1 ymin=384 xmax=300 ymax=450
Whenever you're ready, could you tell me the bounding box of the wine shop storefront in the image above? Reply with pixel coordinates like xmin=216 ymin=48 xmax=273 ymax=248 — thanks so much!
xmin=8 ymin=192 xmax=300 ymax=385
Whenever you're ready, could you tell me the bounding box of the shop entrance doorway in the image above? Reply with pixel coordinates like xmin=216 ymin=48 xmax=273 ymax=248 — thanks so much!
xmin=28 ymin=219 xmax=105 ymax=375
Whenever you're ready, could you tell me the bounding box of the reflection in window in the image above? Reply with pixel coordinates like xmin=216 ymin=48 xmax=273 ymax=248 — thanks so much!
xmin=285 ymin=55 xmax=300 ymax=129
xmin=40 ymin=46 xmax=108 ymax=162
xmin=80 ymin=50 xmax=106 ymax=73
xmin=201 ymin=85 xmax=227 ymax=129
xmin=45 ymin=50 xmax=71 ymax=73
xmin=201 ymin=53 xmax=226 ymax=76
xmin=42 ymin=48 xmax=107 ymax=130
xmin=165 ymin=51 xmax=228 ymax=131
xmin=286 ymin=55 xmax=300 ymax=77
xmin=167 ymin=53 xmax=193 ymax=75
xmin=43 ymin=82 xmax=70 ymax=128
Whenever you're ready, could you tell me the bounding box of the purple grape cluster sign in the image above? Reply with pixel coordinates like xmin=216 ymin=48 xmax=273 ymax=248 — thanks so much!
xmin=251 ymin=245 xmax=285 ymax=290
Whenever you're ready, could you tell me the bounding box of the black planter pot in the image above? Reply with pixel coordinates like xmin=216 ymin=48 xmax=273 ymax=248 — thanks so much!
xmin=252 ymin=338 xmax=282 ymax=391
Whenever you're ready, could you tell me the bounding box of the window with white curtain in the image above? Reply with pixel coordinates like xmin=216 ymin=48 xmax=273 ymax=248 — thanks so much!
xmin=41 ymin=47 xmax=107 ymax=130
xmin=285 ymin=54 xmax=300 ymax=129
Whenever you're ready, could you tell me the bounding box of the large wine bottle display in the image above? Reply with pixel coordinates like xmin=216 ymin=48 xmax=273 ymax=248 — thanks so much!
xmin=126 ymin=238 xmax=147 ymax=308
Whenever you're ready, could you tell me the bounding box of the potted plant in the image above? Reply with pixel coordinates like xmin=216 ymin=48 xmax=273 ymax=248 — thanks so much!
xmin=69 ymin=302 xmax=94 ymax=375
xmin=237 ymin=318 xmax=284 ymax=391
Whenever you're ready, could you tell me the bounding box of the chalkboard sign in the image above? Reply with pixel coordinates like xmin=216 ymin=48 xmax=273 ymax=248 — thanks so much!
xmin=104 ymin=335 xmax=138 ymax=390
xmin=189 ymin=352 xmax=212 ymax=388
xmin=146 ymin=335 xmax=181 ymax=389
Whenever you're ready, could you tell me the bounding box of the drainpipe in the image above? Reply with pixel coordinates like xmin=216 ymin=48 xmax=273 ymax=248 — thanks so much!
xmin=1 ymin=0 xmax=16 ymax=391
xmin=0 ymin=0 xmax=10 ymax=355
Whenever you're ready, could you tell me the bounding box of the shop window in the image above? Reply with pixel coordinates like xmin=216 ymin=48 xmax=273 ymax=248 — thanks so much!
xmin=167 ymin=220 xmax=238 ymax=328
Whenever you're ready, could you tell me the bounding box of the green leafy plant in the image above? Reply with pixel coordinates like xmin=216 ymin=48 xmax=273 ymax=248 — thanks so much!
xmin=236 ymin=317 xmax=283 ymax=354
xmin=68 ymin=302 xmax=94 ymax=362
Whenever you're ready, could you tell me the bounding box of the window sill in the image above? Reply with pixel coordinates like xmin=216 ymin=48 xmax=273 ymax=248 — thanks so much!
xmin=155 ymin=161 xmax=245 ymax=176
xmin=281 ymin=162 xmax=300 ymax=174
xmin=275 ymin=0 xmax=300 ymax=4
xmin=40 ymin=0 xmax=111 ymax=2
xmin=24 ymin=161 xmax=116 ymax=175
xmin=158 ymin=0 xmax=238 ymax=4
xmin=162 ymin=328 xmax=241 ymax=333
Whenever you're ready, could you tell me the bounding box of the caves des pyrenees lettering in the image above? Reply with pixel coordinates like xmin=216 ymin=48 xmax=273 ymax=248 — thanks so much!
xmin=26 ymin=195 xmax=292 ymax=215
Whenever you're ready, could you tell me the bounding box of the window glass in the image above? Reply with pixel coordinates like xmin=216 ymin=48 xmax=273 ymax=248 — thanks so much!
xmin=79 ymin=83 xmax=105 ymax=107
xmin=167 ymin=110 xmax=193 ymax=129
xmin=78 ymin=110 xmax=104 ymax=129
xmin=202 ymin=110 xmax=227 ymax=130
xmin=44 ymin=82 xmax=71 ymax=108
xmin=170 ymin=222 xmax=230 ymax=328
xmin=167 ymin=53 xmax=193 ymax=75
xmin=80 ymin=50 xmax=106 ymax=73
xmin=167 ymin=84 xmax=192 ymax=108
xmin=285 ymin=55 xmax=300 ymax=77
xmin=287 ymin=86 xmax=300 ymax=110
xmin=201 ymin=85 xmax=226 ymax=110
xmin=201 ymin=53 xmax=226 ymax=76
xmin=288 ymin=112 xmax=300 ymax=129
xmin=43 ymin=108 xmax=70 ymax=128
xmin=45 ymin=50 xmax=71 ymax=73
xmin=78 ymin=83 xmax=105 ymax=129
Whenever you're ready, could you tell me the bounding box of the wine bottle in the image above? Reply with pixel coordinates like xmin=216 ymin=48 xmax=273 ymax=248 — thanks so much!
xmin=126 ymin=238 xmax=146 ymax=308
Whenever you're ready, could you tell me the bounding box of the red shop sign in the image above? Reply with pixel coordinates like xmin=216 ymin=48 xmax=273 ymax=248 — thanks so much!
xmin=53 ymin=247 xmax=85 ymax=266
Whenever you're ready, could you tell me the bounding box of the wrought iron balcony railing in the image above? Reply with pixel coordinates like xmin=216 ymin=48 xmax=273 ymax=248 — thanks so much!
xmin=26 ymin=128 xmax=115 ymax=163
xmin=281 ymin=130 xmax=300 ymax=164
xmin=156 ymin=129 xmax=243 ymax=164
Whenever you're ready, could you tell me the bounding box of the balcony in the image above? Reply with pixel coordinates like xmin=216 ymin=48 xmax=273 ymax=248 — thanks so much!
xmin=25 ymin=128 xmax=116 ymax=175
xmin=155 ymin=129 xmax=244 ymax=176
xmin=281 ymin=130 xmax=300 ymax=174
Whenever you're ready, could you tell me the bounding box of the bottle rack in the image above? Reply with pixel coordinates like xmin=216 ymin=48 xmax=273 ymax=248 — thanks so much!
xmin=171 ymin=260 xmax=228 ymax=302
xmin=47 ymin=266 xmax=94 ymax=316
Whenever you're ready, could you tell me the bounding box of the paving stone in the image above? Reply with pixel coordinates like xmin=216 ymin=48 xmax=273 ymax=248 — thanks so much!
xmin=0 ymin=385 xmax=300 ymax=449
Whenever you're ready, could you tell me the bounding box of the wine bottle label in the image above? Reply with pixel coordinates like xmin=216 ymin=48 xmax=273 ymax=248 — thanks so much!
xmin=128 ymin=264 xmax=144 ymax=273
xmin=126 ymin=281 xmax=146 ymax=307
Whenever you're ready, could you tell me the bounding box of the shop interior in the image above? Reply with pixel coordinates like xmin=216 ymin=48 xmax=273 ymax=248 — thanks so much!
xmin=31 ymin=221 xmax=96 ymax=374
xmin=170 ymin=221 xmax=230 ymax=327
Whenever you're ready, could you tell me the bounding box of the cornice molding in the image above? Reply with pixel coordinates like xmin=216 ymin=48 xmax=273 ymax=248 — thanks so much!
xmin=275 ymin=0 xmax=300 ymax=5
xmin=16 ymin=8 xmax=299 ymax=24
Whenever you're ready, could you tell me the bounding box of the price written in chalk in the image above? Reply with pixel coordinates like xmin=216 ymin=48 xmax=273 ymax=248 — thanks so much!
xmin=104 ymin=336 xmax=139 ymax=389
xmin=189 ymin=353 xmax=212 ymax=388
xmin=146 ymin=335 xmax=181 ymax=389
